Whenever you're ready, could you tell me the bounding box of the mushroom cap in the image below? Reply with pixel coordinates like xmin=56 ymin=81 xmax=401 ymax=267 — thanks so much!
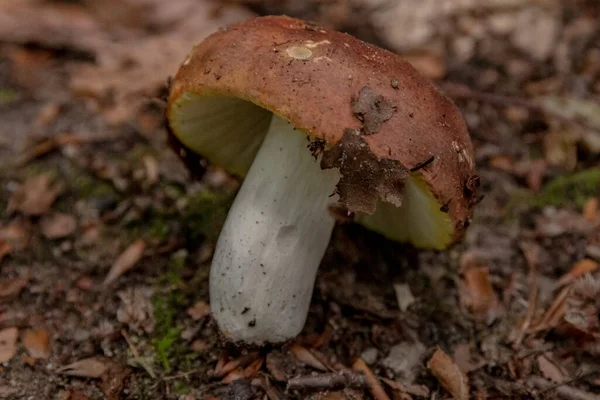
xmin=166 ymin=15 xmax=479 ymax=249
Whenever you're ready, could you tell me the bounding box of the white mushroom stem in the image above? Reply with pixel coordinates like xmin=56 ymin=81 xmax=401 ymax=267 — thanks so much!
xmin=209 ymin=115 xmax=339 ymax=344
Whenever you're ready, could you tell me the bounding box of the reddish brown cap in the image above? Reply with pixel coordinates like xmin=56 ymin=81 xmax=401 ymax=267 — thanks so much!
xmin=166 ymin=15 xmax=479 ymax=248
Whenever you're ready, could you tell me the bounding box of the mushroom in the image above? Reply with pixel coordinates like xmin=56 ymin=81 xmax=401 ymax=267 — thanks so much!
xmin=166 ymin=16 xmax=479 ymax=345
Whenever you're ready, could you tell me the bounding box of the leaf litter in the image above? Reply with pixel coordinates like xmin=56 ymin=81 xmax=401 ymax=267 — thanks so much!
xmin=1 ymin=0 xmax=600 ymax=399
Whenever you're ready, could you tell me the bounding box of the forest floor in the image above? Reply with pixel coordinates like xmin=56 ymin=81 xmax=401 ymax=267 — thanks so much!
xmin=0 ymin=0 xmax=599 ymax=399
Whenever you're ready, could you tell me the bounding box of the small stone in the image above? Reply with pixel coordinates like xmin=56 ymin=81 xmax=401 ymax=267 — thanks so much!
xmin=360 ymin=348 xmax=379 ymax=365
xmin=381 ymin=341 xmax=426 ymax=382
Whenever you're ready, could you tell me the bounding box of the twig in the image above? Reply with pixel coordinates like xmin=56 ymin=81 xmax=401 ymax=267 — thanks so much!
xmin=17 ymin=132 xmax=119 ymax=166
xmin=513 ymin=242 xmax=540 ymax=347
xmin=442 ymin=83 xmax=600 ymax=133
xmin=353 ymin=358 xmax=391 ymax=400
xmin=287 ymin=371 xmax=367 ymax=391
xmin=530 ymin=376 xmax=600 ymax=400
xmin=121 ymin=329 xmax=156 ymax=379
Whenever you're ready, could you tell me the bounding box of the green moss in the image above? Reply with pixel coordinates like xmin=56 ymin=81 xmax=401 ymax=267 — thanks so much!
xmin=69 ymin=172 xmax=117 ymax=199
xmin=532 ymin=168 xmax=600 ymax=209
xmin=184 ymin=190 xmax=233 ymax=242
xmin=151 ymin=252 xmax=188 ymax=372
xmin=0 ymin=88 xmax=18 ymax=106
xmin=173 ymin=380 xmax=190 ymax=395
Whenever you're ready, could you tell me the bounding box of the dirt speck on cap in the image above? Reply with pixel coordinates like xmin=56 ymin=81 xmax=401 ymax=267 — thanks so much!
xmin=351 ymin=86 xmax=397 ymax=135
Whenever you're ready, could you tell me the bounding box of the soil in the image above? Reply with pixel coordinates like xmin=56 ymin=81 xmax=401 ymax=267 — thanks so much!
xmin=1 ymin=1 xmax=599 ymax=399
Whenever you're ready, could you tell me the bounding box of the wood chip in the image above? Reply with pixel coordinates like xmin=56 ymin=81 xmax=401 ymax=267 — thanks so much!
xmin=103 ymin=239 xmax=146 ymax=285
xmin=427 ymin=348 xmax=469 ymax=400
xmin=40 ymin=212 xmax=77 ymax=239
xmin=0 ymin=327 xmax=18 ymax=363
xmin=6 ymin=174 xmax=64 ymax=216
xmin=58 ymin=357 xmax=110 ymax=378
xmin=352 ymin=358 xmax=391 ymax=400
xmin=22 ymin=328 xmax=51 ymax=359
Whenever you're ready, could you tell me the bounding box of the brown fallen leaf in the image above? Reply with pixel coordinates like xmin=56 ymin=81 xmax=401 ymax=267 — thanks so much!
xmin=70 ymin=0 xmax=253 ymax=125
xmin=0 ymin=327 xmax=19 ymax=363
xmin=7 ymin=174 xmax=64 ymax=216
xmin=58 ymin=357 xmax=110 ymax=378
xmin=537 ymin=354 xmax=566 ymax=383
xmin=22 ymin=328 xmax=51 ymax=359
xmin=0 ymin=276 xmax=29 ymax=298
xmin=187 ymin=301 xmax=211 ymax=321
xmin=459 ymin=252 xmax=499 ymax=322
xmin=556 ymin=259 xmax=599 ymax=288
xmin=40 ymin=212 xmax=77 ymax=239
xmin=0 ymin=240 xmax=11 ymax=261
xmin=290 ymin=343 xmax=328 ymax=372
xmin=103 ymin=239 xmax=146 ymax=285
xmin=142 ymin=155 xmax=159 ymax=185
xmin=583 ymin=198 xmax=599 ymax=223
xmin=427 ymin=348 xmax=469 ymax=400
xmin=0 ymin=218 xmax=31 ymax=251
xmin=352 ymin=358 xmax=391 ymax=400
xmin=463 ymin=267 xmax=499 ymax=321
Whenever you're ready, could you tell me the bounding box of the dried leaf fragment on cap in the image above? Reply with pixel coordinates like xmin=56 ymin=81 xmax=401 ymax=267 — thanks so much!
xmin=427 ymin=348 xmax=469 ymax=400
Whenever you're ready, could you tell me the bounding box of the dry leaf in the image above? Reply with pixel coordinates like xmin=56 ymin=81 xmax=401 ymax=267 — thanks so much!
xmin=583 ymin=198 xmax=599 ymax=223
xmin=0 ymin=276 xmax=29 ymax=298
xmin=460 ymin=252 xmax=499 ymax=322
xmin=290 ymin=343 xmax=328 ymax=371
xmin=556 ymin=259 xmax=599 ymax=288
xmin=142 ymin=155 xmax=159 ymax=185
xmin=0 ymin=327 xmax=18 ymax=363
xmin=452 ymin=344 xmax=480 ymax=374
xmin=22 ymin=328 xmax=51 ymax=359
xmin=58 ymin=357 xmax=110 ymax=378
xmin=353 ymin=358 xmax=391 ymax=400
xmin=463 ymin=267 xmax=499 ymax=321
xmin=0 ymin=240 xmax=11 ymax=261
xmin=40 ymin=212 xmax=77 ymax=239
xmin=7 ymin=174 xmax=64 ymax=216
xmin=103 ymin=239 xmax=146 ymax=285
xmin=537 ymin=354 xmax=566 ymax=383
xmin=187 ymin=301 xmax=210 ymax=321
xmin=0 ymin=218 xmax=31 ymax=251
xmin=427 ymin=348 xmax=469 ymax=400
